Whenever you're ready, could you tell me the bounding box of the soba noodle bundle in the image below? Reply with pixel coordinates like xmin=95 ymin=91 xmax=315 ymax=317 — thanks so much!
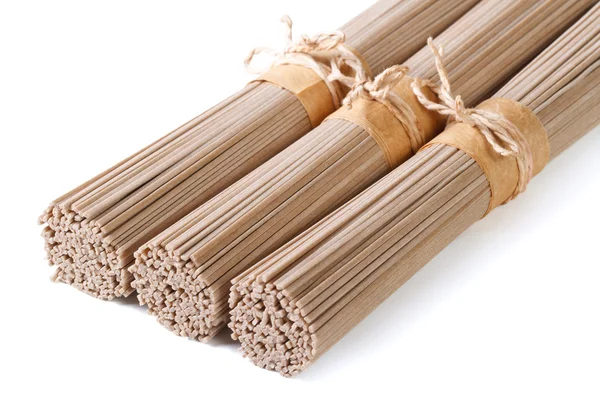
xmin=40 ymin=0 xmax=477 ymax=299
xmin=133 ymin=0 xmax=593 ymax=341
xmin=229 ymin=4 xmax=600 ymax=376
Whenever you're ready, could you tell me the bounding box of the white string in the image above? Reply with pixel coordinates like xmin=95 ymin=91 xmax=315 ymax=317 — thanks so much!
xmin=245 ymin=16 xmax=370 ymax=108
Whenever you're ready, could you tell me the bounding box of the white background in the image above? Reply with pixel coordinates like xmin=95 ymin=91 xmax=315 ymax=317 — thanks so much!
xmin=1 ymin=1 xmax=599 ymax=399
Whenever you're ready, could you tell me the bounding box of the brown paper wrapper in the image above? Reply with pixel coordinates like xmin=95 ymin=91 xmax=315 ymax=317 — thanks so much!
xmin=252 ymin=46 xmax=372 ymax=128
xmin=255 ymin=64 xmax=335 ymax=128
xmin=422 ymin=98 xmax=550 ymax=216
xmin=328 ymin=76 xmax=447 ymax=169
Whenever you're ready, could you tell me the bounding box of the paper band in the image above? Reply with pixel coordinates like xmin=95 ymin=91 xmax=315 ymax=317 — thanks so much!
xmin=245 ymin=37 xmax=372 ymax=128
xmin=255 ymin=64 xmax=336 ymax=128
xmin=328 ymin=76 xmax=447 ymax=169
xmin=422 ymin=98 xmax=550 ymax=215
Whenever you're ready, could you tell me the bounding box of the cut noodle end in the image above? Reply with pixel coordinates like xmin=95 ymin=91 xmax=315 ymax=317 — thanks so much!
xmin=39 ymin=205 xmax=133 ymax=300
xmin=229 ymin=281 xmax=315 ymax=377
xmin=130 ymin=245 xmax=223 ymax=341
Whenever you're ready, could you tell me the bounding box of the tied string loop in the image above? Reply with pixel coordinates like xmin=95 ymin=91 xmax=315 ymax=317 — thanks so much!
xmin=244 ymin=15 xmax=370 ymax=109
xmin=342 ymin=65 xmax=425 ymax=153
xmin=411 ymin=38 xmax=534 ymax=202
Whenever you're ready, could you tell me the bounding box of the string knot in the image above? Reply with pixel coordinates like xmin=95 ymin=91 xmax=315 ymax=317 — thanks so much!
xmin=411 ymin=38 xmax=534 ymax=201
xmin=244 ymin=15 xmax=369 ymax=108
xmin=280 ymin=15 xmax=345 ymax=52
xmin=343 ymin=65 xmax=425 ymax=153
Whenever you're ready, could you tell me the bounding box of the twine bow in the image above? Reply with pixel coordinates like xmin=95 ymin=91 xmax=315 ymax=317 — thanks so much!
xmin=411 ymin=38 xmax=534 ymax=202
xmin=244 ymin=16 xmax=369 ymax=108
xmin=343 ymin=65 xmax=425 ymax=153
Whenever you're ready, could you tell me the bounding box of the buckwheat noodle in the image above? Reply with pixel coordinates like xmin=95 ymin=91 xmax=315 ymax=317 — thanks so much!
xmin=40 ymin=0 xmax=476 ymax=299
xmin=133 ymin=0 xmax=594 ymax=341
xmin=229 ymin=4 xmax=600 ymax=376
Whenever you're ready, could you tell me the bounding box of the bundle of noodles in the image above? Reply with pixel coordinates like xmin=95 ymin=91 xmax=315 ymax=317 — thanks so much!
xmin=229 ymin=4 xmax=600 ymax=376
xmin=133 ymin=0 xmax=595 ymax=341
xmin=39 ymin=0 xmax=479 ymax=299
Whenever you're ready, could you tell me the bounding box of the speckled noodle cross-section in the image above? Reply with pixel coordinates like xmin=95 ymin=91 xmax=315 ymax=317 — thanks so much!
xmin=229 ymin=280 xmax=315 ymax=376
xmin=131 ymin=243 xmax=224 ymax=341
xmin=39 ymin=206 xmax=134 ymax=299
